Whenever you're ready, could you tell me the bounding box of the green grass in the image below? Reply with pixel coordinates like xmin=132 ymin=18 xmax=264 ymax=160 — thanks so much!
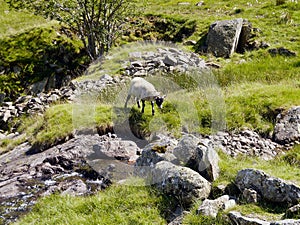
xmin=216 ymin=150 xmax=300 ymax=187
xmin=0 ymin=0 xmax=49 ymax=38
xmin=4 ymin=80 xmax=299 ymax=152
xmin=2 ymin=0 xmax=300 ymax=224
xmin=11 ymin=103 xmax=112 ymax=150
xmin=14 ymin=179 xmax=169 ymax=225
xmin=224 ymin=82 xmax=300 ymax=135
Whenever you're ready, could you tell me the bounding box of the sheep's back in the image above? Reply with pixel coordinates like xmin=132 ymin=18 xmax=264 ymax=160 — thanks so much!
xmin=129 ymin=77 xmax=159 ymax=100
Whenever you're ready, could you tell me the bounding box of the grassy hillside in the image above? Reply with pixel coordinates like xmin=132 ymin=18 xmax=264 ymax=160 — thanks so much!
xmin=1 ymin=0 xmax=300 ymax=224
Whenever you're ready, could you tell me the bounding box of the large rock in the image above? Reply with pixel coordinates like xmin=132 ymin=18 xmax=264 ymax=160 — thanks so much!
xmin=236 ymin=169 xmax=300 ymax=204
xmin=173 ymin=134 xmax=219 ymax=181
xmin=274 ymin=106 xmax=300 ymax=145
xmin=134 ymin=135 xmax=179 ymax=177
xmin=150 ymin=161 xmax=211 ymax=206
xmin=89 ymin=139 xmax=140 ymax=161
xmin=206 ymin=18 xmax=244 ymax=58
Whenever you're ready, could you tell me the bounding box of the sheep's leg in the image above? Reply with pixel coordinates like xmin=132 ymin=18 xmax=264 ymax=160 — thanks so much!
xmin=137 ymin=100 xmax=141 ymax=108
xmin=141 ymin=100 xmax=145 ymax=113
xmin=151 ymin=101 xmax=155 ymax=116
xmin=125 ymin=95 xmax=131 ymax=108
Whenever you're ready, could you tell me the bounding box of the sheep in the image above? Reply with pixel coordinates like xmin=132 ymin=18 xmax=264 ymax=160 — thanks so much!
xmin=124 ymin=77 xmax=165 ymax=115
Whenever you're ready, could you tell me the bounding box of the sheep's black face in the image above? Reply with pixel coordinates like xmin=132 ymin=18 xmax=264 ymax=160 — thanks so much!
xmin=155 ymin=96 xmax=164 ymax=109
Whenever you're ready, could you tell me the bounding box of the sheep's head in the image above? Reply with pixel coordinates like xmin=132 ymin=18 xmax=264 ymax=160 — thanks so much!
xmin=155 ymin=95 xmax=165 ymax=109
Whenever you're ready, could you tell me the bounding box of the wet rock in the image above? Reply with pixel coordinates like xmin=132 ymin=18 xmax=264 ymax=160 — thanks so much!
xmin=0 ymin=134 xmax=129 ymax=223
xmin=61 ymin=179 xmax=88 ymax=196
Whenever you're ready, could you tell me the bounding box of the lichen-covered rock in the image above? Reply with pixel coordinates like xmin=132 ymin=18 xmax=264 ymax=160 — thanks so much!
xmin=173 ymin=134 xmax=219 ymax=181
xmin=236 ymin=169 xmax=300 ymax=204
xmin=274 ymin=106 xmax=300 ymax=145
xmin=150 ymin=161 xmax=211 ymax=206
xmin=206 ymin=18 xmax=244 ymax=58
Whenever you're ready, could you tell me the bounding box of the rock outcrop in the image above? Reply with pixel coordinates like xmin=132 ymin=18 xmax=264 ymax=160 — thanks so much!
xmin=0 ymin=134 xmax=140 ymax=224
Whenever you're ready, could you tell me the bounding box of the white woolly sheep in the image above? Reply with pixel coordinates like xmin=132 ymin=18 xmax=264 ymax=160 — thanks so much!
xmin=124 ymin=77 xmax=165 ymax=115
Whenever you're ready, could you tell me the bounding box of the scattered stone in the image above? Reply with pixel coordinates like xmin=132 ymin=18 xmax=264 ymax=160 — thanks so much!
xmin=236 ymin=169 xmax=300 ymax=204
xmin=197 ymin=195 xmax=236 ymax=218
xmin=212 ymin=130 xmax=281 ymax=160
xmin=196 ymin=1 xmax=205 ymax=6
xmin=183 ymin=40 xmax=197 ymax=46
xmin=271 ymin=219 xmax=300 ymax=225
xmin=268 ymin=47 xmax=297 ymax=57
xmin=178 ymin=2 xmax=190 ymax=5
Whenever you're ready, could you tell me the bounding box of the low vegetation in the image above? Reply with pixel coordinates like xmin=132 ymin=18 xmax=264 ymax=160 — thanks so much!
xmin=14 ymin=179 xmax=172 ymax=225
